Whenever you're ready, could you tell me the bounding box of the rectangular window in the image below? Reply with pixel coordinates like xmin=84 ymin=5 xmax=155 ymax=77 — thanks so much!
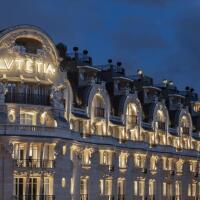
xmin=188 ymin=182 xmax=197 ymax=197
xmin=99 ymin=150 xmax=112 ymax=166
xmin=119 ymin=153 xmax=128 ymax=169
xmin=149 ymin=179 xmax=155 ymax=196
xmin=150 ymin=156 xmax=157 ymax=171
xmin=27 ymin=177 xmax=40 ymax=196
xmin=13 ymin=143 xmax=27 ymax=167
xmin=80 ymin=177 xmax=88 ymax=195
xmin=29 ymin=144 xmax=40 ymax=168
xmin=20 ymin=111 xmax=36 ymax=126
xmin=163 ymin=182 xmax=172 ymax=197
xmin=163 ymin=158 xmax=173 ymax=171
xmin=82 ymin=149 xmax=91 ymax=166
xmin=175 ymin=181 xmax=181 ymax=198
xmin=99 ymin=178 xmax=112 ymax=196
xmin=134 ymin=154 xmax=146 ymax=168
xmin=14 ymin=177 xmax=26 ymax=198
xmin=43 ymin=177 xmax=53 ymax=195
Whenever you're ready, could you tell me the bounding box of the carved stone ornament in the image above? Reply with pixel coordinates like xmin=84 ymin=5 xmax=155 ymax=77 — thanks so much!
xmin=0 ymin=25 xmax=59 ymax=66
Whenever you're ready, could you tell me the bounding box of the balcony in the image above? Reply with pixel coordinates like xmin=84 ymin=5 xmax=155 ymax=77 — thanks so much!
xmin=14 ymin=159 xmax=55 ymax=168
xmin=5 ymin=92 xmax=50 ymax=106
xmin=157 ymin=122 xmax=165 ymax=131
xmin=80 ymin=194 xmax=89 ymax=200
xmin=94 ymin=107 xmax=105 ymax=118
xmin=13 ymin=195 xmax=55 ymax=200
xmin=118 ymin=194 xmax=125 ymax=200
xmin=182 ymin=127 xmax=190 ymax=135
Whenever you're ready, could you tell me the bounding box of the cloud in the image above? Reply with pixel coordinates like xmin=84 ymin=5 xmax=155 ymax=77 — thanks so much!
xmin=0 ymin=0 xmax=200 ymax=93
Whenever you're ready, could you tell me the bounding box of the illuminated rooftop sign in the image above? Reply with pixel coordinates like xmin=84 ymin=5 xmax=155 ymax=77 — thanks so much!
xmin=0 ymin=57 xmax=56 ymax=75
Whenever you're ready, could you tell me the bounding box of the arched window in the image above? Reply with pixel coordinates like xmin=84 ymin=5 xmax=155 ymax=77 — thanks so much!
xmin=180 ymin=116 xmax=190 ymax=135
xmin=15 ymin=38 xmax=43 ymax=54
xmin=126 ymin=103 xmax=137 ymax=129
xmin=92 ymin=94 xmax=105 ymax=118
xmin=156 ymin=110 xmax=166 ymax=130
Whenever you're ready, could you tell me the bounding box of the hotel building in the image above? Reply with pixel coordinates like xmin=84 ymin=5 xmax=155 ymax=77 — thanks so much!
xmin=0 ymin=25 xmax=199 ymax=200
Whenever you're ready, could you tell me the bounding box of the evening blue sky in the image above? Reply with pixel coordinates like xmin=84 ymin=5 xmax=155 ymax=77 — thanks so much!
xmin=1 ymin=0 xmax=200 ymax=93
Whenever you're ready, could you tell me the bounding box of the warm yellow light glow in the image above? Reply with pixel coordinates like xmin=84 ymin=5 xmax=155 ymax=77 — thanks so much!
xmin=61 ymin=177 xmax=66 ymax=188
xmin=62 ymin=145 xmax=67 ymax=156
xmin=0 ymin=57 xmax=56 ymax=76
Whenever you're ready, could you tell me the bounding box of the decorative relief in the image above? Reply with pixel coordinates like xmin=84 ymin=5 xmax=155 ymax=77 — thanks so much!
xmin=50 ymin=86 xmax=64 ymax=109
xmin=0 ymin=26 xmax=59 ymax=66
xmin=0 ymin=83 xmax=7 ymax=104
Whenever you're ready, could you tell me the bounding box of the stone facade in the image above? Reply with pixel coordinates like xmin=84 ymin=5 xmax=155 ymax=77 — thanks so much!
xmin=0 ymin=25 xmax=199 ymax=200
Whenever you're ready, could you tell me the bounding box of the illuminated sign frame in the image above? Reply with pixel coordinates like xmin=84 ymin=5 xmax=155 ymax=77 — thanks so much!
xmin=0 ymin=57 xmax=56 ymax=76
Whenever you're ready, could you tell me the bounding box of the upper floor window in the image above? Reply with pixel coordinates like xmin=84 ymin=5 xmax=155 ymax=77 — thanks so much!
xmin=6 ymin=83 xmax=50 ymax=106
xmin=99 ymin=178 xmax=112 ymax=196
xmin=92 ymin=94 xmax=105 ymax=118
xmin=99 ymin=150 xmax=112 ymax=166
xmin=188 ymin=182 xmax=197 ymax=197
xmin=175 ymin=181 xmax=181 ymax=198
xmin=20 ymin=110 xmax=36 ymax=126
xmin=189 ymin=160 xmax=197 ymax=173
xmin=117 ymin=178 xmax=125 ymax=196
xmin=133 ymin=178 xmax=145 ymax=197
xmin=155 ymin=110 xmax=166 ymax=131
xmin=149 ymin=179 xmax=155 ymax=196
xmin=163 ymin=182 xmax=173 ymax=197
xmin=162 ymin=157 xmax=173 ymax=171
xmin=80 ymin=177 xmax=89 ymax=196
xmin=150 ymin=156 xmax=158 ymax=172
xmin=180 ymin=116 xmax=190 ymax=135
xmin=119 ymin=152 xmax=128 ymax=169
xmin=82 ymin=149 xmax=92 ymax=166
xmin=134 ymin=153 xmax=146 ymax=168
xmin=15 ymin=38 xmax=43 ymax=55
xmin=126 ymin=103 xmax=137 ymax=129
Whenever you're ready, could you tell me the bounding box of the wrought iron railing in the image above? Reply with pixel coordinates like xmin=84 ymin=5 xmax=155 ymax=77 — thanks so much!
xmin=5 ymin=92 xmax=50 ymax=106
xmin=0 ymin=124 xmax=55 ymax=132
xmin=14 ymin=159 xmax=55 ymax=168
xmin=182 ymin=127 xmax=190 ymax=135
xmin=157 ymin=121 xmax=165 ymax=130
xmin=94 ymin=107 xmax=105 ymax=118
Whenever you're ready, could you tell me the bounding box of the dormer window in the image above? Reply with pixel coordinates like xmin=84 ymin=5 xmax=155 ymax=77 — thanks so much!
xmin=92 ymin=94 xmax=105 ymax=118
xmin=180 ymin=116 xmax=190 ymax=135
xmin=15 ymin=38 xmax=43 ymax=54
xmin=126 ymin=103 xmax=137 ymax=129
xmin=156 ymin=110 xmax=165 ymax=131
